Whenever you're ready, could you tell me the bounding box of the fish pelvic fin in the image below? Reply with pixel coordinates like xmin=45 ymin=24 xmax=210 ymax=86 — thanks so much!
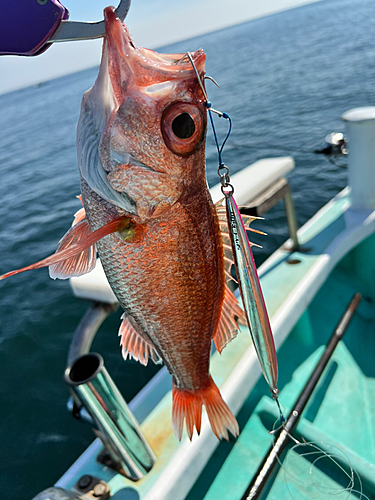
xmin=0 ymin=216 xmax=130 ymax=281
xmin=214 ymin=285 xmax=247 ymax=354
xmin=172 ymin=376 xmax=239 ymax=441
xmin=118 ymin=314 xmax=162 ymax=366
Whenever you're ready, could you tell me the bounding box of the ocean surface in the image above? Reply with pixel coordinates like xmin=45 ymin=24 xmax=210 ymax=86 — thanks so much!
xmin=1 ymin=0 xmax=375 ymax=497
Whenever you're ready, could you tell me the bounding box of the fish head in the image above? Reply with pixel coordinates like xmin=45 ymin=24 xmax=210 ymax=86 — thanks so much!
xmin=77 ymin=6 xmax=207 ymax=221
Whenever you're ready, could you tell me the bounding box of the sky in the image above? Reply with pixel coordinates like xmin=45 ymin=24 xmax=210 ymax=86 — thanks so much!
xmin=0 ymin=0 xmax=320 ymax=95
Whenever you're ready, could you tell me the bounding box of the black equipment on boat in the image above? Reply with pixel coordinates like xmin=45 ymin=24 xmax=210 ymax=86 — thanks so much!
xmin=314 ymin=132 xmax=348 ymax=156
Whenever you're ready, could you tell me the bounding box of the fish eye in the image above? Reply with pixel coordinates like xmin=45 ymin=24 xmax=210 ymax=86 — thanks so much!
xmin=172 ymin=113 xmax=195 ymax=139
xmin=162 ymin=102 xmax=204 ymax=156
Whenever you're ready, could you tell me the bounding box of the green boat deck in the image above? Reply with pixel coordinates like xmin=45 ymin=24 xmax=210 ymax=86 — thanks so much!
xmin=189 ymin=232 xmax=375 ymax=500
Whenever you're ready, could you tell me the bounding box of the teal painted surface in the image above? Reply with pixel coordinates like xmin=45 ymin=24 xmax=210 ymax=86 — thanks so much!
xmin=59 ymin=190 xmax=375 ymax=498
xmin=199 ymin=232 xmax=375 ymax=500
xmin=259 ymin=192 xmax=351 ymax=317
xmin=62 ymin=190 xmax=375 ymax=498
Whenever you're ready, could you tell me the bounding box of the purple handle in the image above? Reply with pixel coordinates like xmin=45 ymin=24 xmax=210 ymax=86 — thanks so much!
xmin=0 ymin=0 xmax=69 ymax=56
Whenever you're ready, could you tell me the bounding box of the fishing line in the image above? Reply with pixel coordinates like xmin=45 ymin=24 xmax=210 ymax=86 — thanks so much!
xmin=226 ymin=142 xmax=316 ymax=155
xmin=186 ymin=52 xmax=232 ymax=182
xmin=268 ymin=416 xmax=370 ymax=500
xmin=188 ymin=51 xmax=285 ymax=425
xmin=207 ymin=108 xmax=232 ymax=168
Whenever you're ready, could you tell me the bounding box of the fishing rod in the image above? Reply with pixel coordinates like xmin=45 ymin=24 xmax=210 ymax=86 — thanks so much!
xmin=241 ymin=292 xmax=362 ymax=500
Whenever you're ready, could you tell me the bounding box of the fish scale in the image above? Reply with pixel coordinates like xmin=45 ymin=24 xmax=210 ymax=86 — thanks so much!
xmin=0 ymin=7 xmax=243 ymax=441
xmin=84 ymin=175 xmax=225 ymax=391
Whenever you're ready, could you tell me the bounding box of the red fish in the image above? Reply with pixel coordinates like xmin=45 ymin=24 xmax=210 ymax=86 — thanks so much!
xmin=1 ymin=7 xmax=263 ymax=441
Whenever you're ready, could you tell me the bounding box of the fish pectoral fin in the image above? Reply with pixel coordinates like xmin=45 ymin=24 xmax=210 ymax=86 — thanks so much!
xmin=119 ymin=314 xmax=162 ymax=366
xmin=49 ymin=216 xmax=97 ymax=280
xmin=0 ymin=216 xmax=129 ymax=281
xmin=213 ymin=285 xmax=247 ymax=353
xmin=107 ymin=163 xmax=181 ymax=220
xmin=172 ymin=376 xmax=239 ymax=441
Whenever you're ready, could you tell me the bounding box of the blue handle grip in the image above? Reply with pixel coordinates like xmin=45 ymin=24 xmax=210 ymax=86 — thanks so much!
xmin=0 ymin=0 xmax=69 ymax=56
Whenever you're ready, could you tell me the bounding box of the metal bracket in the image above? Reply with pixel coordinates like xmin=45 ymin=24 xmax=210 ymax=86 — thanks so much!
xmin=239 ymin=177 xmax=300 ymax=252
xmin=72 ymin=475 xmax=110 ymax=500
xmin=67 ymin=301 xmax=118 ymax=365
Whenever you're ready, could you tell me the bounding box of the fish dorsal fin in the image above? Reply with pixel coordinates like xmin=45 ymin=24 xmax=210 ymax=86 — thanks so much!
xmin=215 ymin=204 xmax=266 ymax=243
xmin=119 ymin=314 xmax=162 ymax=366
xmin=215 ymin=200 xmax=265 ymax=285
xmin=213 ymin=285 xmax=247 ymax=353
xmin=49 ymin=210 xmax=97 ymax=279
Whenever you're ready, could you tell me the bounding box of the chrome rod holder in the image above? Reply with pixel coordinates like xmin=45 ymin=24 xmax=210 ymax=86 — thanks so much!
xmin=65 ymin=353 xmax=155 ymax=481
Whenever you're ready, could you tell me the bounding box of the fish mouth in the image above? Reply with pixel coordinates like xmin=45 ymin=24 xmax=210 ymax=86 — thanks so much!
xmin=103 ymin=6 xmax=206 ymax=101
xmin=101 ymin=6 xmax=207 ymax=173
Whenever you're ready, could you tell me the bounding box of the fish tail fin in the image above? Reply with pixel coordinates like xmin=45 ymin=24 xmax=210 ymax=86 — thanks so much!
xmin=172 ymin=376 xmax=239 ymax=441
xmin=172 ymin=383 xmax=202 ymax=441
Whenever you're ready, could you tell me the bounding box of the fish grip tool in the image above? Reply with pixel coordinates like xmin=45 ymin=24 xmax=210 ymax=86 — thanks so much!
xmin=0 ymin=0 xmax=131 ymax=56
xmin=187 ymin=53 xmax=282 ymax=415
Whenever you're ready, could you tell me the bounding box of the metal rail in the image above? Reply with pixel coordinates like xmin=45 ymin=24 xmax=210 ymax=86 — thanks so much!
xmin=240 ymin=177 xmax=300 ymax=251
xmin=67 ymin=302 xmax=118 ymax=365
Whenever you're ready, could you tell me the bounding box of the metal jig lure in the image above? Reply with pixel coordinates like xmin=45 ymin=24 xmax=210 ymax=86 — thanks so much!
xmin=187 ymin=52 xmax=281 ymax=410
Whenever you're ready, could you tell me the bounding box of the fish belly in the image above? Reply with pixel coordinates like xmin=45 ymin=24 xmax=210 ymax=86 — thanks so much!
xmin=81 ymin=180 xmax=225 ymax=391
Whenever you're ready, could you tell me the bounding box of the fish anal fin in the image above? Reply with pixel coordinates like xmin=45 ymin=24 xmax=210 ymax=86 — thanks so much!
xmin=214 ymin=285 xmax=247 ymax=353
xmin=119 ymin=314 xmax=162 ymax=366
xmin=49 ymin=217 xmax=97 ymax=279
xmin=172 ymin=376 xmax=239 ymax=441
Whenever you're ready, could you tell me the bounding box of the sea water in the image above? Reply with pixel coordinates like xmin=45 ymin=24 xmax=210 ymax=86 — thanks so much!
xmin=1 ymin=0 xmax=375 ymax=496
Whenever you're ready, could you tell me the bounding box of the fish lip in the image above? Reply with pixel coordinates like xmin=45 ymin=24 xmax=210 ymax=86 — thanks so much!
xmin=103 ymin=6 xmax=206 ymax=86
xmin=104 ymin=6 xmax=134 ymax=59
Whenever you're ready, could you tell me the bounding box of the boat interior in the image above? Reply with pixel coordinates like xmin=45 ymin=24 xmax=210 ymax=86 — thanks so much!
xmin=38 ymin=108 xmax=375 ymax=500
